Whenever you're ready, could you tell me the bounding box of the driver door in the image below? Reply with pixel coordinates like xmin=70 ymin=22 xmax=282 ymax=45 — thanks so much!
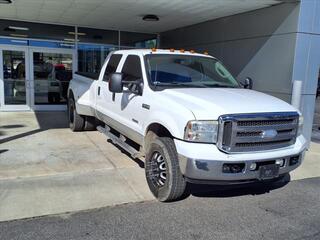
xmin=113 ymin=54 xmax=145 ymax=144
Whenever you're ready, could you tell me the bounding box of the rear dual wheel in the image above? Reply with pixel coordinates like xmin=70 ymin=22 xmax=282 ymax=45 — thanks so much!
xmin=68 ymin=97 xmax=97 ymax=131
xmin=68 ymin=97 xmax=84 ymax=131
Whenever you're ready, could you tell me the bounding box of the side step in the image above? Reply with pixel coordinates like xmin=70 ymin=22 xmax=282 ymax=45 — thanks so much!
xmin=97 ymin=126 xmax=143 ymax=159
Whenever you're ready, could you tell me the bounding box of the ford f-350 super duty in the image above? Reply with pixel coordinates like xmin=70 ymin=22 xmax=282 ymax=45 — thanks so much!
xmin=68 ymin=49 xmax=306 ymax=201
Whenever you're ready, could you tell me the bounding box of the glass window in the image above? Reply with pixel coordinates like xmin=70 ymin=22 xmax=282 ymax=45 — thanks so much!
xmin=0 ymin=19 xmax=74 ymax=41
xmin=77 ymin=27 xmax=119 ymax=74
xmin=103 ymin=54 xmax=122 ymax=81
xmin=77 ymin=44 xmax=117 ymax=74
xmin=33 ymin=52 xmax=73 ymax=105
xmin=121 ymin=55 xmax=142 ymax=82
xmin=145 ymin=54 xmax=239 ymax=88
xmin=3 ymin=50 xmax=26 ymax=105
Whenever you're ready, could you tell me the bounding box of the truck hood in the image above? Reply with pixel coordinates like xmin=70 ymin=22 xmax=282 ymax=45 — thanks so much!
xmin=161 ymin=88 xmax=298 ymax=120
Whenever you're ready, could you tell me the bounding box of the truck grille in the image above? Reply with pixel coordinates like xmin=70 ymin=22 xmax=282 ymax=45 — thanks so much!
xmin=217 ymin=112 xmax=299 ymax=153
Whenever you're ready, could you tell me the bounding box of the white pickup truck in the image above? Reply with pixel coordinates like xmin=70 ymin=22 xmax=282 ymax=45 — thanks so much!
xmin=68 ymin=49 xmax=306 ymax=201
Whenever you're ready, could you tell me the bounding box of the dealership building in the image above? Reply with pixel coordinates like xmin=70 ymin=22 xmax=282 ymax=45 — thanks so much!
xmin=0 ymin=0 xmax=319 ymax=144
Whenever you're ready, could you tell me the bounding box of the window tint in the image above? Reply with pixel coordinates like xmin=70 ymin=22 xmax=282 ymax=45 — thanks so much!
xmin=103 ymin=54 xmax=122 ymax=81
xmin=121 ymin=55 xmax=142 ymax=81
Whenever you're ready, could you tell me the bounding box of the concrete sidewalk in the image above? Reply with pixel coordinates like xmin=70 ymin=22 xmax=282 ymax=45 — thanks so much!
xmin=0 ymin=112 xmax=153 ymax=222
xmin=0 ymin=112 xmax=319 ymax=222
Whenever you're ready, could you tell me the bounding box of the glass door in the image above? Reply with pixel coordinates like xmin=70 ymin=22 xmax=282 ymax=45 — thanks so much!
xmin=0 ymin=47 xmax=31 ymax=110
xmin=30 ymin=48 xmax=74 ymax=111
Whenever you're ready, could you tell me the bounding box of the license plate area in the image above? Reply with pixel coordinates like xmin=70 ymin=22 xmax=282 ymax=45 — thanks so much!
xmin=259 ymin=164 xmax=280 ymax=180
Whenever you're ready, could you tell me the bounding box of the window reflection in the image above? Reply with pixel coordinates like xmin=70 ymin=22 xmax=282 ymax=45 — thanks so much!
xmin=3 ymin=50 xmax=26 ymax=105
xmin=78 ymin=44 xmax=117 ymax=74
xmin=33 ymin=52 xmax=72 ymax=105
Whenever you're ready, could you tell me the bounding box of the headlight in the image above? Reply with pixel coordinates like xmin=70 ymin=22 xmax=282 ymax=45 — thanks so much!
xmin=298 ymin=115 xmax=303 ymax=136
xmin=184 ymin=120 xmax=218 ymax=143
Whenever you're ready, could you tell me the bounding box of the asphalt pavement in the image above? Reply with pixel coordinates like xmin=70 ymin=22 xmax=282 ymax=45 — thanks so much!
xmin=0 ymin=177 xmax=319 ymax=240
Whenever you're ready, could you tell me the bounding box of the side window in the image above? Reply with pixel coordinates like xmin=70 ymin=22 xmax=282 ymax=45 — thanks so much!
xmin=121 ymin=55 xmax=143 ymax=82
xmin=103 ymin=54 xmax=122 ymax=81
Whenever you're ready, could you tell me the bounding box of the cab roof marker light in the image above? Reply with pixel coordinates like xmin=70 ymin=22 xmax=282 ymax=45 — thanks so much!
xmin=204 ymin=51 xmax=209 ymax=55
xmin=169 ymin=48 xmax=175 ymax=52
xmin=151 ymin=48 xmax=157 ymax=52
xmin=190 ymin=50 xmax=195 ymax=53
xmin=180 ymin=49 xmax=185 ymax=53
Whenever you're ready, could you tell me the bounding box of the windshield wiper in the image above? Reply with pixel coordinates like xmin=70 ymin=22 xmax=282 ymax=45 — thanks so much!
xmin=153 ymin=81 xmax=206 ymax=88
xmin=202 ymin=83 xmax=237 ymax=88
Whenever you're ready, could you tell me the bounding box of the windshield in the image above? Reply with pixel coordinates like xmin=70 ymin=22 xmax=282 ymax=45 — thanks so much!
xmin=145 ymin=54 xmax=239 ymax=88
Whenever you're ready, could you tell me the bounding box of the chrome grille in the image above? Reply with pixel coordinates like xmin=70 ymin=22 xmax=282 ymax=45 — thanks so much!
xmin=217 ymin=112 xmax=299 ymax=153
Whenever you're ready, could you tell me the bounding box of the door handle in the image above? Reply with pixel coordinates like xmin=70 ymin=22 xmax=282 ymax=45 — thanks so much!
xmin=98 ymin=86 xmax=101 ymax=96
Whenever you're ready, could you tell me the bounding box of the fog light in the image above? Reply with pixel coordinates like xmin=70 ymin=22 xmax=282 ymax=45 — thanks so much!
xmin=222 ymin=165 xmax=230 ymax=173
xmin=249 ymin=163 xmax=257 ymax=171
xmin=222 ymin=163 xmax=245 ymax=173
xmin=276 ymin=159 xmax=285 ymax=167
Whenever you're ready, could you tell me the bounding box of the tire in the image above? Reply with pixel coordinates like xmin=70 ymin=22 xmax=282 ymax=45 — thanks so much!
xmin=145 ymin=137 xmax=186 ymax=202
xmin=84 ymin=116 xmax=97 ymax=131
xmin=68 ymin=97 xmax=84 ymax=131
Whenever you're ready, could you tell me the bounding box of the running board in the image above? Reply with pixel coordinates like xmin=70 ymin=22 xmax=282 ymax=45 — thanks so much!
xmin=97 ymin=126 xmax=143 ymax=159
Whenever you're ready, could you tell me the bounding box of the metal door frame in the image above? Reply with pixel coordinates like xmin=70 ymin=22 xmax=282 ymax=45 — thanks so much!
xmin=0 ymin=44 xmax=31 ymax=111
xmin=29 ymin=46 xmax=75 ymax=111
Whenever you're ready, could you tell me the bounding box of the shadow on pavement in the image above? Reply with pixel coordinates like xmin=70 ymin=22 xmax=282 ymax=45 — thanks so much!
xmin=0 ymin=124 xmax=26 ymax=129
xmin=182 ymin=174 xmax=291 ymax=200
xmin=0 ymin=111 xmax=68 ymax=145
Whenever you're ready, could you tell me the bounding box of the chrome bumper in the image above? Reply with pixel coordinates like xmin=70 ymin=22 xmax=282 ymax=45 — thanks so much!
xmin=178 ymin=151 xmax=305 ymax=183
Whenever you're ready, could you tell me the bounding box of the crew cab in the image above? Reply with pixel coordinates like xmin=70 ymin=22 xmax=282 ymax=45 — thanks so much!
xmin=68 ymin=49 xmax=306 ymax=201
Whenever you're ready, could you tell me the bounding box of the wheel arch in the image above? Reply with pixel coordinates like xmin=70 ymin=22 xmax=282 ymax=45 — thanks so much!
xmin=144 ymin=122 xmax=174 ymax=153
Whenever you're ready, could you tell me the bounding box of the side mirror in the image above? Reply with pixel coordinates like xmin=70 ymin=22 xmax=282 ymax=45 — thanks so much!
xmin=109 ymin=73 xmax=123 ymax=93
xmin=242 ymin=77 xmax=253 ymax=89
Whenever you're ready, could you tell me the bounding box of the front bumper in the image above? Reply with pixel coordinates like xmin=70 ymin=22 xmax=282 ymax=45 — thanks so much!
xmin=175 ymin=135 xmax=307 ymax=182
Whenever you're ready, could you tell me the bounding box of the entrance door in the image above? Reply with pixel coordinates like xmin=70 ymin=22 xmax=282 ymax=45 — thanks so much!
xmin=30 ymin=48 xmax=75 ymax=111
xmin=0 ymin=46 xmax=31 ymax=110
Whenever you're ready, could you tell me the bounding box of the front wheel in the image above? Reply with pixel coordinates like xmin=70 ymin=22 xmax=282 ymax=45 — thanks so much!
xmin=145 ymin=137 xmax=186 ymax=202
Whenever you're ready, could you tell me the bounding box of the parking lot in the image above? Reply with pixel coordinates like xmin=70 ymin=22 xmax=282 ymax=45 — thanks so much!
xmin=0 ymin=111 xmax=319 ymax=222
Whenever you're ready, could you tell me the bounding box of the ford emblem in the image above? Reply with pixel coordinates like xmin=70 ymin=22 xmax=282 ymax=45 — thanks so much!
xmin=261 ymin=129 xmax=278 ymax=139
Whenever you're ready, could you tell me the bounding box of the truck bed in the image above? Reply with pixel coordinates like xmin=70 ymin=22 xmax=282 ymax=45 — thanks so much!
xmin=69 ymin=72 xmax=98 ymax=116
